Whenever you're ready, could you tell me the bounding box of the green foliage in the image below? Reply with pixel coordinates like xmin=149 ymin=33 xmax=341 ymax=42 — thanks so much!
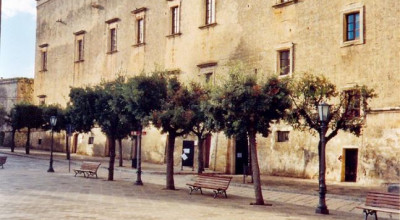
xmin=68 ymin=87 xmax=99 ymax=133
xmin=123 ymin=72 xmax=167 ymax=127
xmin=187 ymin=82 xmax=216 ymax=138
xmin=41 ymin=104 xmax=66 ymax=132
xmin=0 ymin=106 xmax=6 ymax=127
xmin=213 ymin=71 xmax=292 ymax=138
xmin=152 ymin=77 xmax=193 ymax=135
xmin=93 ymin=76 xmax=133 ymax=139
xmin=287 ymin=72 xmax=377 ymax=141
xmin=10 ymin=103 xmax=43 ymax=131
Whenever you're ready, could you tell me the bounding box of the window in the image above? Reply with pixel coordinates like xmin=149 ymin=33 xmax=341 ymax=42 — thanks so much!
xmin=137 ymin=18 xmax=144 ymax=44
xmin=341 ymin=3 xmax=364 ymax=47
xmin=77 ymin=40 xmax=84 ymax=61
xmin=277 ymin=131 xmax=289 ymax=142
xmin=74 ymin=30 xmax=85 ymax=62
xmin=346 ymin=13 xmax=360 ymax=41
xmin=205 ymin=0 xmax=215 ymax=25
xmin=279 ymin=50 xmax=290 ymax=76
xmin=344 ymin=89 xmax=361 ymax=118
xmin=171 ymin=6 xmax=180 ymax=34
xmin=197 ymin=62 xmax=217 ymax=85
xmin=275 ymin=42 xmax=294 ymax=77
xmin=88 ymin=137 xmax=94 ymax=145
xmin=105 ymin=18 xmax=120 ymax=53
xmin=110 ymin=28 xmax=117 ymax=52
xmin=41 ymin=51 xmax=48 ymax=71
xmin=38 ymin=139 xmax=42 ymax=145
xmin=132 ymin=7 xmax=147 ymax=46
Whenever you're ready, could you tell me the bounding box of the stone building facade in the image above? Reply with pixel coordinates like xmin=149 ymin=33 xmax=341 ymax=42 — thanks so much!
xmin=0 ymin=77 xmax=34 ymax=146
xmin=33 ymin=0 xmax=400 ymax=184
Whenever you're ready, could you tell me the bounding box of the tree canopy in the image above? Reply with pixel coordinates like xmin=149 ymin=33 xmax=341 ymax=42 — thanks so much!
xmin=212 ymin=71 xmax=292 ymax=205
xmin=152 ymin=77 xmax=193 ymax=190
xmin=287 ymin=73 xmax=377 ymax=143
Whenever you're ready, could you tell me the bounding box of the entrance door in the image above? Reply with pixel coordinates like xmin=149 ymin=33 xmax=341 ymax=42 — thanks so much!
xmin=182 ymin=141 xmax=194 ymax=167
xmin=344 ymin=149 xmax=358 ymax=182
xmin=235 ymin=134 xmax=248 ymax=174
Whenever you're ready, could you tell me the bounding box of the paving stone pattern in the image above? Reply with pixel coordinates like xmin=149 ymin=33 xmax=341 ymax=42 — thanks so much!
xmin=0 ymin=151 xmax=398 ymax=220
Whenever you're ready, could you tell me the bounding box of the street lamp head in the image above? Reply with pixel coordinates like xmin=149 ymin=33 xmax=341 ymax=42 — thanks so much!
xmin=50 ymin=116 xmax=57 ymax=127
xmin=318 ymin=102 xmax=330 ymax=122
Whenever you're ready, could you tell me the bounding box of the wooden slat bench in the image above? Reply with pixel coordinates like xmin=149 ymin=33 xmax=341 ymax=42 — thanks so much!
xmin=186 ymin=174 xmax=232 ymax=198
xmin=0 ymin=156 xmax=7 ymax=169
xmin=74 ymin=162 xmax=101 ymax=178
xmin=356 ymin=191 xmax=400 ymax=220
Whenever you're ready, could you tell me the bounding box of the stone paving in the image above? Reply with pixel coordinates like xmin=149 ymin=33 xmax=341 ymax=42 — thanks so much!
xmin=0 ymin=148 xmax=398 ymax=220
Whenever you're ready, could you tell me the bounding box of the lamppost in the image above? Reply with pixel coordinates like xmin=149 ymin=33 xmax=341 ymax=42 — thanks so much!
xmin=316 ymin=102 xmax=330 ymax=214
xmin=135 ymin=125 xmax=143 ymax=185
xmin=47 ymin=116 xmax=57 ymax=172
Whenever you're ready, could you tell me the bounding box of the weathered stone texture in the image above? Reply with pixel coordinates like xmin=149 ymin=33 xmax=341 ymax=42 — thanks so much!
xmin=33 ymin=0 xmax=400 ymax=183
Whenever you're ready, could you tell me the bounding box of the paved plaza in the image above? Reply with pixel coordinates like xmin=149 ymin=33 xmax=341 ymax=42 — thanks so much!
xmin=0 ymin=148 xmax=398 ymax=220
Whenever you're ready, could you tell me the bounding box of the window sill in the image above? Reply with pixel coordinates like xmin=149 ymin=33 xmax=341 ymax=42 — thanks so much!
xmin=272 ymin=0 xmax=298 ymax=8
xmin=107 ymin=50 xmax=118 ymax=55
xmin=199 ymin=23 xmax=217 ymax=29
xmin=39 ymin=69 xmax=48 ymax=72
xmin=278 ymin=73 xmax=292 ymax=78
xmin=341 ymin=39 xmax=364 ymax=47
xmin=74 ymin=60 xmax=84 ymax=63
xmin=133 ymin=43 xmax=146 ymax=47
xmin=166 ymin=33 xmax=182 ymax=38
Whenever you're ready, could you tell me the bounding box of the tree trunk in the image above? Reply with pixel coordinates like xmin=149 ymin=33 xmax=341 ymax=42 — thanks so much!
xmin=66 ymin=134 xmax=70 ymax=160
xmin=25 ymin=127 xmax=30 ymax=154
xmin=108 ymin=136 xmax=116 ymax=181
xmin=197 ymin=135 xmax=205 ymax=174
xmin=11 ymin=129 xmax=15 ymax=152
xmin=166 ymin=132 xmax=176 ymax=190
xmin=118 ymin=138 xmax=123 ymax=167
xmin=248 ymin=128 xmax=264 ymax=205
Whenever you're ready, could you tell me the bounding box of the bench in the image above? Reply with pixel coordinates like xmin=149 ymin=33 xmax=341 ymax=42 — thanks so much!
xmin=74 ymin=162 xmax=101 ymax=178
xmin=0 ymin=156 xmax=6 ymax=169
xmin=356 ymin=191 xmax=400 ymax=220
xmin=186 ymin=174 xmax=232 ymax=198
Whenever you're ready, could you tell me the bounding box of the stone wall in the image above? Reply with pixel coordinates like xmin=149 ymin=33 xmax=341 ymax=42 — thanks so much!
xmin=33 ymin=0 xmax=400 ymax=184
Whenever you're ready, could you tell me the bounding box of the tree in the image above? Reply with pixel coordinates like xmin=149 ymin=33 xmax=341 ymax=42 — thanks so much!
xmin=123 ymin=72 xmax=167 ymax=184
xmin=69 ymin=78 xmax=132 ymax=181
xmin=187 ymin=83 xmax=216 ymax=173
xmin=212 ymin=72 xmax=291 ymax=205
xmin=0 ymin=106 xmax=6 ymax=128
xmin=152 ymin=77 xmax=192 ymax=190
xmin=93 ymin=77 xmax=132 ymax=181
xmin=287 ymin=73 xmax=376 ymax=212
xmin=9 ymin=103 xmax=43 ymax=154
xmin=41 ymin=104 xmax=68 ymax=159
xmin=287 ymin=73 xmax=376 ymax=144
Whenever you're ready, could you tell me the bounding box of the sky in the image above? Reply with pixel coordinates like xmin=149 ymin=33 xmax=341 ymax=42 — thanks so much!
xmin=0 ymin=0 xmax=36 ymax=79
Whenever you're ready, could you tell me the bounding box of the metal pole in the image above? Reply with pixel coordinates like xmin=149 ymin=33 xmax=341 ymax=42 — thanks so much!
xmin=48 ymin=128 xmax=55 ymax=172
xmin=135 ymin=127 xmax=143 ymax=185
xmin=316 ymin=121 xmax=329 ymax=214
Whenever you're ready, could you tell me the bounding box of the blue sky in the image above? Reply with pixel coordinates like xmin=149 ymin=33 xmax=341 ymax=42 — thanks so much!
xmin=0 ymin=0 xmax=36 ymax=79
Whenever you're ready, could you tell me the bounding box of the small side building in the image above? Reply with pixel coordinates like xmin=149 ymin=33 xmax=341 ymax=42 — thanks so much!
xmin=0 ymin=77 xmax=34 ymax=146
